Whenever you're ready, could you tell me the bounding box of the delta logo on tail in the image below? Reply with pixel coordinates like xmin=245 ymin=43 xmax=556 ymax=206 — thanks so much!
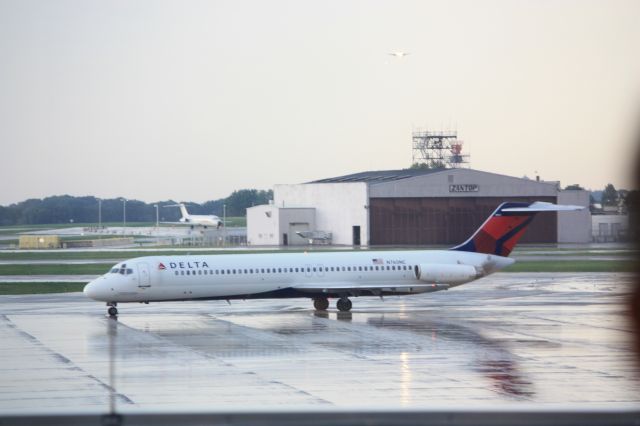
xmin=452 ymin=202 xmax=576 ymax=257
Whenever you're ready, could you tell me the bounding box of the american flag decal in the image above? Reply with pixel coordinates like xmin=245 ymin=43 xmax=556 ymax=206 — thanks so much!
xmin=158 ymin=262 xmax=166 ymax=270
xmin=372 ymin=258 xmax=383 ymax=265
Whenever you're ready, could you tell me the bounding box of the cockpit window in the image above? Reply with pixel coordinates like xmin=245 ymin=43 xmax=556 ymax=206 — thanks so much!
xmin=110 ymin=268 xmax=119 ymax=273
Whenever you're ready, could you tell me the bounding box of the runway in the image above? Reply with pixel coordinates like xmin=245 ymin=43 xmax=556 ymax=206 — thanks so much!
xmin=0 ymin=272 xmax=638 ymax=413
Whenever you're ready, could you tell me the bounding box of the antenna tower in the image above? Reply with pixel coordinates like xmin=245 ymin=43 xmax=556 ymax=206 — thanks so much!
xmin=412 ymin=130 xmax=469 ymax=168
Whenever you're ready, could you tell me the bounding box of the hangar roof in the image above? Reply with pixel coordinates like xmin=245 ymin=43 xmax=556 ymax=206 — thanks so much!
xmin=310 ymin=168 xmax=446 ymax=184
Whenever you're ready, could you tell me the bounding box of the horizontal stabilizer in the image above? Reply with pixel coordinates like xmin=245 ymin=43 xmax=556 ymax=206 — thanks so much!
xmin=501 ymin=202 xmax=584 ymax=212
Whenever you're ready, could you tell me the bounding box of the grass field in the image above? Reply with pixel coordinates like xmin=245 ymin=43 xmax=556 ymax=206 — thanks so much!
xmin=0 ymin=264 xmax=113 ymax=275
xmin=503 ymin=260 xmax=636 ymax=273
xmin=0 ymin=282 xmax=86 ymax=294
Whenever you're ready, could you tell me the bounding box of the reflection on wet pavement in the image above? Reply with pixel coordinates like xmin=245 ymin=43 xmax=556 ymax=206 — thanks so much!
xmin=0 ymin=272 xmax=638 ymax=411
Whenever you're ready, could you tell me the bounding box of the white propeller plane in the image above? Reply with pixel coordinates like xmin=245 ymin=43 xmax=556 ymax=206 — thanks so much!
xmin=84 ymin=201 xmax=582 ymax=316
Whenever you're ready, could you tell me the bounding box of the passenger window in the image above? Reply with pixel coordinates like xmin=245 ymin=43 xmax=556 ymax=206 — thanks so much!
xmin=306 ymin=267 xmax=310 ymax=272
xmin=250 ymin=269 xmax=254 ymax=273
xmin=347 ymin=267 xmax=351 ymax=271
xmin=277 ymin=268 xmax=281 ymax=273
xmin=175 ymin=271 xmax=179 ymax=276
xmin=221 ymin=270 xmax=225 ymax=275
xmin=215 ymin=270 xmax=219 ymax=274
xmin=181 ymin=271 xmax=185 ymax=275
xmin=358 ymin=266 xmax=362 ymax=271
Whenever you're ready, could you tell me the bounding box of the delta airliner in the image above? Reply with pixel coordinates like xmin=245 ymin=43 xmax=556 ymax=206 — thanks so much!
xmin=84 ymin=202 xmax=581 ymax=316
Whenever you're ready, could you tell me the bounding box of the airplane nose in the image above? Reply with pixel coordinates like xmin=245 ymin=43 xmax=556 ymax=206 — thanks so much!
xmin=84 ymin=280 xmax=102 ymax=300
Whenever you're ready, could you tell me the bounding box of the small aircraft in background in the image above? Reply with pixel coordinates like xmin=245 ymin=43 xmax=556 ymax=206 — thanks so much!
xmin=162 ymin=203 xmax=223 ymax=229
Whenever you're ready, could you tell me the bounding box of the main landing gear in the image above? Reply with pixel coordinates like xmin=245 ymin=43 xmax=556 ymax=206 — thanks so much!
xmin=336 ymin=297 xmax=352 ymax=312
xmin=107 ymin=302 xmax=118 ymax=317
xmin=313 ymin=297 xmax=352 ymax=312
xmin=313 ymin=297 xmax=329 ymax=311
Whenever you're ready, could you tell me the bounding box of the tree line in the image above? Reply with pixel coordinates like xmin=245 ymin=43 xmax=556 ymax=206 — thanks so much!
xmin=0 ymin=189 xmax=273 ymax=226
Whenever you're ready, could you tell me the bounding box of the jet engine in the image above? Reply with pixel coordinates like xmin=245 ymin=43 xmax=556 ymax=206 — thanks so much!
xmin=414 ymin=264 xmax=478 ymax=285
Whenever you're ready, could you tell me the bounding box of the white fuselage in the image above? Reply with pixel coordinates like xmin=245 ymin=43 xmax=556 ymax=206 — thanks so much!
xmin=83 ymin=249 xmax=514 ymax=303
xmin=180 ymin=214 xmax=221 ymax=226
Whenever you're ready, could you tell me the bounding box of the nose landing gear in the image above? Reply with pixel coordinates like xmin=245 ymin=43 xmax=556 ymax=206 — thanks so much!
xmin=336 ymin=297 xmax=352 ymax=312
xmin=106 ymin=302 xmax=118 ymax=317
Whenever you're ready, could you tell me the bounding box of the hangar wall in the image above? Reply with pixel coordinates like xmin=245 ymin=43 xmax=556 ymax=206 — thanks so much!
xmin=247 ymin=204 xmax=316 ymax=245
xmin=369 ymin=196 xmax=557 ymax=245
xmin=274 ymin=183 xmax=368 ymax=245
xmin=557 ymin=190 xmax=591 ymax=243
xmin=369 ymin=168 xmax=559 ymax=198
xmin=247 ymin=168 xmax=591 ymax=246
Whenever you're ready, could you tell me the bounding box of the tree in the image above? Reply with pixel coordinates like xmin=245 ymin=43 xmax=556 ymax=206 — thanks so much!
xmin=408 ymin=162 xmax=446 ymax=170
xmin=564 ymin=184 xmax=584 ymax=190
xmin=601 ymin=184 xmax=619 ymax=206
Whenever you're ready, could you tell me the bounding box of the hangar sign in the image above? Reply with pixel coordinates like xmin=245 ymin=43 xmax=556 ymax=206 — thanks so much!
xmin=449 ymin=184 xmax=479 ymax=193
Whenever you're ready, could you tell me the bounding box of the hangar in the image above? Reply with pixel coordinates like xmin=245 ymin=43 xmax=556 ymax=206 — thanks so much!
xmin=247 ymin=168 xmax=590 ymax=246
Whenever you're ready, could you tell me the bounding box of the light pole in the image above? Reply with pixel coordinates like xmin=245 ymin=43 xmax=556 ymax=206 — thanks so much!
xmin=98 ymin=198 xmax=102 ymax=230
xmin=223 ymin=204 xmax=227 ymax=247
xmin=122 ymin=198 xmax=127 ymax=235
xmin=154 ymin=204 xmax=159 ymax=228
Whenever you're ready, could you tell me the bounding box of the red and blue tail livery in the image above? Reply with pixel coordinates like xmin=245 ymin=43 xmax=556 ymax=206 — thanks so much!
xmin=451 ymin=201 xmax=582 ymax=257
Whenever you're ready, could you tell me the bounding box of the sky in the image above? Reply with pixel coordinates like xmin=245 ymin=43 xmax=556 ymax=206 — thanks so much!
xmin=1 ymin=0 xmax=639 ymax=205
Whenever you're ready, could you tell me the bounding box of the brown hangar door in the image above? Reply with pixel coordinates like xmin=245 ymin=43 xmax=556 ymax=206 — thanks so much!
xmin=369 ymin=197 xmax=557 ymax=246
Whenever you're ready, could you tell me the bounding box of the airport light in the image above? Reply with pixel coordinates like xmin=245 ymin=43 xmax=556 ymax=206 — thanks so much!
xmin=98 ymin=198 xmax=102 ymax=229
xmin=122 ymin=198 xmax=127 ymax=235
xmin=223 ymin=204 xmax=226 ymax=247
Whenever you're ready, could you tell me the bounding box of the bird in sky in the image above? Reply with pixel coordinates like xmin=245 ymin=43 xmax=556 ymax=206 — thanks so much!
xmin=388 ymin=51 xmax=410 ymax=58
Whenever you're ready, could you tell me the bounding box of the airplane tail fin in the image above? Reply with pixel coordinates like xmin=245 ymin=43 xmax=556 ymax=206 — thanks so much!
xmin=178 ymin=203 xmax=189 ymax=219
xmin=451 ymin=201 xmax=583 ymax=257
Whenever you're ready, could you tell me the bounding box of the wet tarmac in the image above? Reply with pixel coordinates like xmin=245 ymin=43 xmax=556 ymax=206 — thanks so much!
xmin=0 ymin=272 xmax=638 ymax=413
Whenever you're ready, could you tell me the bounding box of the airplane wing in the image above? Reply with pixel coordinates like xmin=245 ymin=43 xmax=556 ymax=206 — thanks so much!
xmin=293 ymin=281 xmax=448 ymax=295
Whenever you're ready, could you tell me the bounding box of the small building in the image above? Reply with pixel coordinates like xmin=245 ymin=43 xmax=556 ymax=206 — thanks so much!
xmin=19 ymin=235 xmax=61 ymax=249
xmin=591 ymin=215 xmax=629 ymax=242
xmin=247 ymin=204 xmax=316 ymax=245
xmin=248 ymin=168 xmax=591 ymax=246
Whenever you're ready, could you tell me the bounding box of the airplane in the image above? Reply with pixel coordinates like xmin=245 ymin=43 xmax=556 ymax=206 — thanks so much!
xmin=84 ymin=201 xmax=582 ymax=316
xmin=162 ymin=203 xmax=223 ymax=229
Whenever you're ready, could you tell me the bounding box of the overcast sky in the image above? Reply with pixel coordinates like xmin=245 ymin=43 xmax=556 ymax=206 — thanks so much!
xmin=1 ymin=0 xmax=639 ymax=205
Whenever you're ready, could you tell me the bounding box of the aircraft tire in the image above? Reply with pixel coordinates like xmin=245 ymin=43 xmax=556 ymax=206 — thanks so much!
xmin=313 ymin=298 xmax=329 ymax=311
xmin=337 ymin=297 xmax=352 ymax=312
xmin=107 ymin=306 xmax=118 ymax=317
